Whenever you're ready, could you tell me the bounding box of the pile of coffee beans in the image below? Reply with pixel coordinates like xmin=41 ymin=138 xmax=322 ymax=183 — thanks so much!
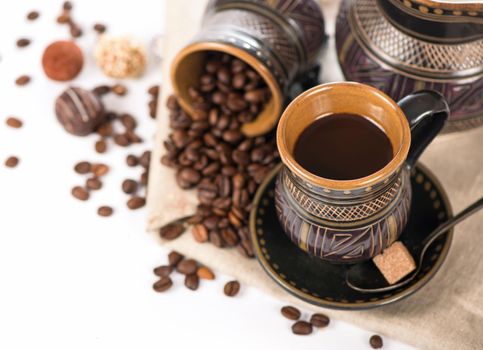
xmin=161 ymin=52 xmax=279 ymax=258
xmin=280 ymin=305 xmax=330 ymax=336
xmin=153 ymin=250 xmax=216 ymax=292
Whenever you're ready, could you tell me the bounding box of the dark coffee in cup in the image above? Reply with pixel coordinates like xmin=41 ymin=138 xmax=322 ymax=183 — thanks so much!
xmin=293 ymin=113 xmax=393 ymax=180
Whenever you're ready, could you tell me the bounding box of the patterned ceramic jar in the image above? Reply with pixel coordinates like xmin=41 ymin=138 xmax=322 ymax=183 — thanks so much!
xmin=171 ymin=0 xmax=326 ymax=136
xmin=275 ymin=82 xmax=449 ymax=264
xmin=336 ymin=0 xmax=483 ymax=132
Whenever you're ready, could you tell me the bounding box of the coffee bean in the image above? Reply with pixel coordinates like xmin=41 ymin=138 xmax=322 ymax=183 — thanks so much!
xmin=113 ymin=134 xmax=129 ymax=146
xmin=192 ymin=224 xmax=208 ymax=243
xmin=112 ymin=84 xmax=127 ymax=96
xmin=281 ymin=306 xmax=301 ymax=320
xmin=159 ymin=222 xmax=185 ymax=240
xmin=93 ymin=23 xmax=107 ymax=34
xmin=177 ymin=259 xmax=197 ymax=275
xmin=91 ymin=163 xmax=109 ymax=177
xmin=209 ymin=230 xmax=224 ymax=247
xmin=370 ymin=335 xmax=383 ymax=349
xmin=292 ymin=321 xmax=313 ymax=335
xmin=221 ymin=227 xmax=239 ymax=246
xmin=27 ymin=11 xmax=40 ymax=20
xmin=140 ymin=171 xmax=148 ymax=186
xmin=231 ymin=59 xmax=245 ymax=74
xmin=178 ymin=168 xmax=201 ymax=185
xmin=148 ymin=85 xmax=160 ymax=96
xmin=167 ymin=251 xmax=184 ymax=268
xmin=71 ymin=186 xmax=89 ymax=201
xmin=69 ymin=25 xmax=83 ymax=38
xmin=95 ymin=139 xmax=107 ymax=153
xmin=153 ymin=277 xmax=173 ymax=292
xmin=63 ymin=1 xmax=73 ymax=10
xmin=6 ymin=117 xmax=23 ymax=128
xmin=5 ymin=156 xmax=19 ymax=168
xmin=126 ymin=154 xmax=138 ymax=167
xmin=57 ymin=12 xmax=70 ymax=24
xmin=203 ymin=215 xmax=220 ymax=230
xmin=122 ymin=179 xmax=138 ymax=194
xmin=127 ymin=196 xmax=145 ymax=210
xmin=153 ymin=265 xmax=173 ymax=277
xmin=15 ymin=75 xmax=31 ymax=86
xmin=197 ymin=266 xmax=215 ymax=280
xmin=227 ymin=95 xmax=248 ymax=112
xmin=232 ymin=149 xmax=250 ymax=166
xmin=185 ymin=274 xmax=200 ymax=290
xmin=96 ymin=122 xmax=113 ymax=137
xmin=244 ymin=88 xmax=267 ymax=103
xmin=310 ymin=313 xmax=330 ymax=328
xmin=86 ymin=177 xmax=102 ymax=190
xmin=121 ymin=113 xmax=137 ymax=130
xmin=16 ymin=38 xmax=31 ymax=48
xmin=222 ymin=130 xmax=242 ymax=144
xmin=139 ymin=150 xmax=150 ymax=167
xmin=232 ymin=73 xmax=246 ymax=89
xmin=223 ymin=280 xmax=240 ymax=297
xmin=97 ymin=206 xmax=113 ymax=217
xmin=74 ymin=161 xmax=91 ymax=174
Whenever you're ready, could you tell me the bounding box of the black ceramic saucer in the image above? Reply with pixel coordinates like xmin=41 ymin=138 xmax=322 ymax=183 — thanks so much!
xmin=250 ymin=163 xmax=453 ymax=310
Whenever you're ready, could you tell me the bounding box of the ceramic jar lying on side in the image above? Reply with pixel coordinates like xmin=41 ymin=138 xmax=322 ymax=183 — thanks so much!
xmin=171 ymin=0 xmax=326 ymax=137
xmin=275 ymin=82 xmax=449 ymax=264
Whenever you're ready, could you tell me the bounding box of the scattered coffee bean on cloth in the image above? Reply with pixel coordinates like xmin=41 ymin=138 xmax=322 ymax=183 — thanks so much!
xmin=370 ymin=335 xmax=384 ymax=348
xmin=196 ymin=266 xmax=215 ymax=280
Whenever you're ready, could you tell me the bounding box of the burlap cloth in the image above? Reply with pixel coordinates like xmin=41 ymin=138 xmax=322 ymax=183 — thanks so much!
xmin=146 ymin=1 xmax=483 ymax=349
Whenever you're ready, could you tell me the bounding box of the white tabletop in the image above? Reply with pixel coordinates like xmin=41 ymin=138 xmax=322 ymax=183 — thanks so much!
xmin=0 ymin=1 xmax=416 ymax=349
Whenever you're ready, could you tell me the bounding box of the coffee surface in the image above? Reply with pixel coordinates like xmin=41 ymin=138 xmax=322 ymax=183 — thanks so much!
xmin=293 ymin=114 xmax=393 ymax=180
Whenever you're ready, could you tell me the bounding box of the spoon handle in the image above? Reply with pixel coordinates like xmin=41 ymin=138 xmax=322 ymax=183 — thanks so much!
xmin=422 ymin=196 xmax=483 ymax=247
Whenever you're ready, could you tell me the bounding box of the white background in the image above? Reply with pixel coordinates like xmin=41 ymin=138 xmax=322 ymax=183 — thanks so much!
xmin=0 ymin=1 xmax=415 ymax=349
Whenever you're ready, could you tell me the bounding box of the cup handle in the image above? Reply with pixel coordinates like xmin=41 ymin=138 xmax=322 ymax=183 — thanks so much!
xmin=397 ymin=90 xmax=450 ymax=169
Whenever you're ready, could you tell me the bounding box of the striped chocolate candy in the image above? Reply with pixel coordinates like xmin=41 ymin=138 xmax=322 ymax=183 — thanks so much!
xmin=55 ymin=87 xmax=105 ymax=136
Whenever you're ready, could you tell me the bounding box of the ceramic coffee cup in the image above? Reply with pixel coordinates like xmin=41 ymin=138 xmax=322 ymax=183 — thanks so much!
xmin=275 ymin=82 xmax=449 ymax=264
xmin=170 ymin=0 xmax=326 ymax=137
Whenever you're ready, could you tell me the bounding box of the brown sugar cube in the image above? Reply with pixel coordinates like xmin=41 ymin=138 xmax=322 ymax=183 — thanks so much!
xmin=373 ymin=241 xmax=416 ymax=285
